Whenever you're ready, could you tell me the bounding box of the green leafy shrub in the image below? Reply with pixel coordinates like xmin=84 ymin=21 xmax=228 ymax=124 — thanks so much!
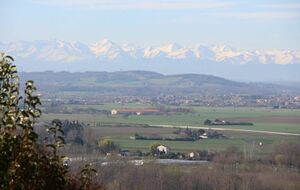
xmin=0 ymin=53 xmax=103 ymax=190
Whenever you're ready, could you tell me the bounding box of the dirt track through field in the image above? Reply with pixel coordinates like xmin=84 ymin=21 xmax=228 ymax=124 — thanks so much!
xmin=155 ymin=124 xmax=300 ymax=136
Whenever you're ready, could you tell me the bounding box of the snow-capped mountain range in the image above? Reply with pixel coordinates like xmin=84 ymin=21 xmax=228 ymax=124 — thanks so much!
xmin=1 ymin=39 xmax=300 ymax=82
xmin=1 ymin=39 xmax=299 ymax=65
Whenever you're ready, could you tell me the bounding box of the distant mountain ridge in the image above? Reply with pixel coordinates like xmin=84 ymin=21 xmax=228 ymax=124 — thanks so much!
xmin=19 ymin=71 xmax=300 ymax=96
xmin=1 ymin=39 xmax=300 ymax=64
xmin=1 ymin=39 xmax=300 ymax=82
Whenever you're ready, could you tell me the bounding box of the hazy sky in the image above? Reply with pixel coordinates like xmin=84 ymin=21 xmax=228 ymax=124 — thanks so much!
xmin=0 ymin=0 xmax=300 ymax=50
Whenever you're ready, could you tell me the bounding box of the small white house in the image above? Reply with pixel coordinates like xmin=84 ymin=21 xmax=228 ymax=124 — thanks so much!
xmin=111 ymin=109 xmax=118 ymax=115
xmin=189 ymin=152 xmax=195 ymax=158
xmin=157 ymin=145 xmax=169 ymax=154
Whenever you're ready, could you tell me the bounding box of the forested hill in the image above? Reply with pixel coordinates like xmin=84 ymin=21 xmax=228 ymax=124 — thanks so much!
xmin=19 ymin=71 xmax=300 ymax=96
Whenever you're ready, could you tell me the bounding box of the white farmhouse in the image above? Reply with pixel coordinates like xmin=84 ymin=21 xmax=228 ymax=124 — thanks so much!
xmin=111 ymin=109 xmax=118 ymax=115
xmin=157 ymin=145 xmax=169 ymax=154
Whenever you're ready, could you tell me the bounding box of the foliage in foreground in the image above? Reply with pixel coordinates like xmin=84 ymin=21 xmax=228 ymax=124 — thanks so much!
xmin=0 ymin=54 xmax=101 ymax=189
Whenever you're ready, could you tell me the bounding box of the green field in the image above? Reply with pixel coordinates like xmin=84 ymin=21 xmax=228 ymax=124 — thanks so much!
xmin=79 ymin=126 xmax=299 ymax=153
xmin=40 ymin=104 xmax=300 ymax=153
xmin=42 ymin=104 xmax=300 ymax=133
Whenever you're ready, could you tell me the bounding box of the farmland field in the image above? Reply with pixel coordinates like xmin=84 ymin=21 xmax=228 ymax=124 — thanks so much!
xmin=40 ymin=103 xmax=300 ymax=153
xmin=42 ymin=104 xmax=300 ymax=133
xmin=86 ymin=126 xmax=299 ymax=153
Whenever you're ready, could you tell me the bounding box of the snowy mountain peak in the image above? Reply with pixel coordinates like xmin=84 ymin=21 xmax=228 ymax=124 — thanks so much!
xmin=90 ymin=39 xmax=122 ymax=59
xmin=1 ymin=39 xmax=299 ymax=65
xmin=160 ymin=43 xmax=182 ymax=52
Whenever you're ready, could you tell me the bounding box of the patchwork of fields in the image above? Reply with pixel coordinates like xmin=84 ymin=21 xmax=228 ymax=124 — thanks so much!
xmin=41 ymin=104 xmax=300 ymax=153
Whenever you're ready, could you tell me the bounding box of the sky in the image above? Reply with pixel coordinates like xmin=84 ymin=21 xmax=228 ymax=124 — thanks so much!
xmin=0 ymin=0 xmax=300 ymax=50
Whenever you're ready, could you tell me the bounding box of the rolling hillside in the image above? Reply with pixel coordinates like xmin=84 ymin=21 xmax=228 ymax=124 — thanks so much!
xmin=19 ymin=71 xmax=300 ymax=96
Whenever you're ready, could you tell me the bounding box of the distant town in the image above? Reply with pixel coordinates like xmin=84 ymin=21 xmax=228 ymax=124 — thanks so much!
xmin=42 ymin=94 xmax=300 ymax=111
